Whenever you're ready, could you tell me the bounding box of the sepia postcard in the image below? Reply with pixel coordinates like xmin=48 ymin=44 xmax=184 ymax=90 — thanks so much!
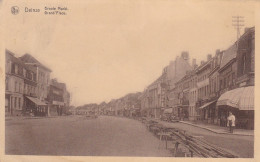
xmin=0 ymin=0 xmax=260 ymax=162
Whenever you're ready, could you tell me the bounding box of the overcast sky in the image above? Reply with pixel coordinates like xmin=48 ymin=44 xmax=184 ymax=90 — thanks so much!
xmin=4 ymin=0 xmax=255 ymax=106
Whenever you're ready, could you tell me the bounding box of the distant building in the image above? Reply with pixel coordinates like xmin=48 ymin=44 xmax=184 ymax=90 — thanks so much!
xmin=140 ymin=52 xmax=192 ymax=119
xmin=174 ymin=72 xmax=191 ymax=120
xmin=188 ymin=69 xmax=198 ymax=121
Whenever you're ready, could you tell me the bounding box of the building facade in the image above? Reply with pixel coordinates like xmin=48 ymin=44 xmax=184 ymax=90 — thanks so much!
xmin=236 ymin=27 xmax=255 ymax=87
xmin=19 ymin=54 xmax=52 ymax=103
xmin=206 ymin=50 xmax=223 ymax=124
xmin=5 ymin=50 xmax=25 ymax=116
xmin=141 ymin=51 xmax=192 ymax=119
xmin=196 ymin=56 xmax=212 ymax=121
xmin=47 ymin=79 xmax=65 ymax=116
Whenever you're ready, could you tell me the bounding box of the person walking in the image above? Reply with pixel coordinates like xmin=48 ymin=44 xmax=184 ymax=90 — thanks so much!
xmin=227 ymin=112 xmax=235 ymax=133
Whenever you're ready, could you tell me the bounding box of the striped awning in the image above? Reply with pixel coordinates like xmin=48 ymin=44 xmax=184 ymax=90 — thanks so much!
xmin=198 ymin=100 xmax=217 ymax=109
xmin=217 ymin=86 xmax=254 ymax=110
xmin=26 ymin=96 xmax=47 ymax=106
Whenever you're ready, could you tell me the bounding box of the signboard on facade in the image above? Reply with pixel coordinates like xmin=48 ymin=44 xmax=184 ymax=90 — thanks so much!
xmin=197 ymin=78 xmax=209 ymax=88
xmin=53 ymin=101 xmax=64 ymax=106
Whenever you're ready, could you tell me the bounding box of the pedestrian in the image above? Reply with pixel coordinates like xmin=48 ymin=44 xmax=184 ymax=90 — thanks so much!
xmin=227 ymin=112 xmax=235 ymax=133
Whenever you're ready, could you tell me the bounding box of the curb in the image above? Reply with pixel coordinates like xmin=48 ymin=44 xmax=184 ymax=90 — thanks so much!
xmin=179 ymin=121 xmax=254 ymax=136
xmin=5 ymin=116 xmax=59 ymax=121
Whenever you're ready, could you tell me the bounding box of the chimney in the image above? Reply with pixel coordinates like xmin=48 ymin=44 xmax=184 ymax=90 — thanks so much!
xmin=181 ymin=51 xmax=189 ymax=61
xmin=215 ymin=49 xmax=220 ymax=56
xmin=207 ymin=54 xmax=212 ymax=61
xmin=175 ymin=56 xmax=179 ymax=62
xmin=52 ymin=78 xmax=58 ymax=82
xmin=192 ymin=59 xmax=197 ymax=68
xmin=244 ymin=27 xmax=250 ymax=33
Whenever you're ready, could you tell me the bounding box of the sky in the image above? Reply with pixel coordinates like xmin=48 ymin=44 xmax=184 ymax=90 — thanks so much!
xmin=4 ymin=0 xmax=256 ymax=106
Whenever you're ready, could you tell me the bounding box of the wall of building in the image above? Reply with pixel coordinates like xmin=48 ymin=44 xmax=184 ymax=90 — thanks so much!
xmin=189 ymin=73 xmax=198 ymax=120
xmin=236 ymin=28 xmax=255 ymax=87
xmin=37 ymin=67 xmax=51 ymax=102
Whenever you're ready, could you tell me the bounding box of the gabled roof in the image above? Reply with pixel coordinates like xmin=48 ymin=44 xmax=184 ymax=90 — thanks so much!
xmin=6 ymin=49 xmax=26 ymax=66
xmin=50 ymin=79 xmax=66 ymax=90
xmin=19 ymin=54 xmax=52 ymax=72
xmin=6 ymin=49 xmax=37 ymax=73
xmin=219 ymin=27 xmax=255 ymax=71
xmin=219 ymin=43 xmax=237 ymax=70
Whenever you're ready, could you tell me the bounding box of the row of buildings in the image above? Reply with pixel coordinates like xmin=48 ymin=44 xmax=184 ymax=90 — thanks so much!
xmin=71 ymin=92 xmax=142 ymax=117
xmin=5 ymin=50 xmax=71 ymax=117
xmin=84 ymin=27 xmax=254 ymax=130
xmin=139 ymin=27 xmax=254 ymax=129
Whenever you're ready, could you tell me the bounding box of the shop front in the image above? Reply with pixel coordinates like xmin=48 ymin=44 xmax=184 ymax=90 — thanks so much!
xmin=50 ymin=101 xmax=64 ymax=116
xmin=198 ymin=100 xmax=217 ymax=124
xmin=151 ymin=107 xmax=161 ymax=119
xmin=131 ymin=108 xmax=141 ymax=117
xmin=25 ymin=96 xmax=48 ymax=116
xmin=217 ymin=86 xmax=254 ymax=129
xmin=161 ymin=108 xmax=175 ymax=121
xmin=175 ymin=105 xmax=189 ymax=120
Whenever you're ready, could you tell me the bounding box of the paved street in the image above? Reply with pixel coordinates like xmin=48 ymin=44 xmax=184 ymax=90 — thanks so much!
xmin=5 ymin=116 xmax=254 ymax=157
xmin=5 ymin=116 xmax=171 ymax=156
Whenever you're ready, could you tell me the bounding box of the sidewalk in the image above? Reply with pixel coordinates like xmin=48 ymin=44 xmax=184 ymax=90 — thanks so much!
xmin=5 ymin=116 xmax=58 ymax=121
xmin=178 ymin=120 xmax=254 ymax=136
xmin=147 ymin=117 xmax=254 ymax=136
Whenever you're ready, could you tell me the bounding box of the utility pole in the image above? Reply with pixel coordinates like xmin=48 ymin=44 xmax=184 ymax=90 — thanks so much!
xmin=232 ymin=16 xmax=244 ymax=44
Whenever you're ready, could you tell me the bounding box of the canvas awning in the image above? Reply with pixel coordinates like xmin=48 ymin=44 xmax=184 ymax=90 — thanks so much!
xmin=26 ymin=96 xmax=47 ymax=106
xmin=217 ymin=86 xmax=254 ymax=110
xmin=198 ymin=100 xmax=217 ymax=109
